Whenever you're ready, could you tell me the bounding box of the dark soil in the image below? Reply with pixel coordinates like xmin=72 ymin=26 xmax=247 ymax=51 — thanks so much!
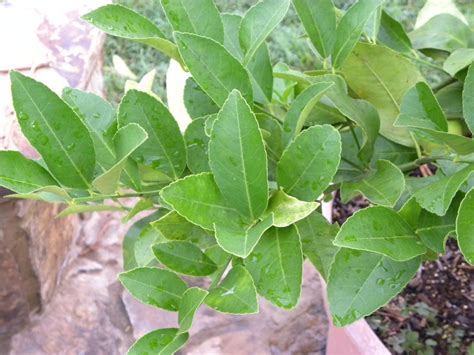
xmin=332 ymin=192 xmax=474 ymax=354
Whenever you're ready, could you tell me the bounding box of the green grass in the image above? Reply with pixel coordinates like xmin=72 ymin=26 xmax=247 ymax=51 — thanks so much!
xmin=103 ymin=0 xmax=474 ymax=105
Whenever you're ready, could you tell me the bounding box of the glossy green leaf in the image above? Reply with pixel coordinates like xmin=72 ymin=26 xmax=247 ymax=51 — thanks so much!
xmin=118 ymin=90 xmax=186 ymax=180
xmin=160 ymin=173 xmax=245 ymax=231
xmin=184 ymin=117 xmax=211 ymax=174
xmin=135 ymin=225 xmax=163 ymax=267
xmin=175 ymin=32 xmax=253 ymax=107
xmin=7 ymin=186 xmax=70 ymax=203
xmin=257 ymin=114 xmax=284 ymax=180
xmin=248 ymin=43 xmax=273 ymax=104
xmin=409 ymin=14 xmax=472 ymax=53
xmin=395 ymin=82 xmax=447 ymax=132
xmin=413 ymin=129 xmax=474 ymax=156
xmin=436 ymin=82 xmax=463 ymax=120
xmin=239 ymin=0 xmax=290 ymax=65
xmin=62 ymin=87 xmax=117 ymax=170
xmin=334 ymin=206 xmax=426 ymax=261
xmin=456 ymin=189 xmax=474 ymax=265
xmin=153 ymin=241 xmax=217 ymax=276
xmin=183 ymin=78 xmax=219 ymax=119
xmin=463 ymin=64 xmax=474 ymax=134
xmin=209 ymin=90 xmax=268 ymax=220
xmin=277 ymin=124 xmax=341 ymax=201
xmin=281 ymin=82 xmax=335 ymax=147
xmin=293 ymin=0 xmax=336 ymax=58
xmin=118 ymin=267 xmax=187 ymax=311
xmin=414 ymin=165 xmax=474 ymax=216
xmin=364 ymin=5 xmax=382 ymax=41
xmin=205 ymin=265 xmax=258 ymax=314
xmin=161 ymin=0 xmax=224 ymax=43
xmin=56 ymin=204 xmax=124 ymax=218
xmin=308 ymin=74 xmax=380 ymax=162
xmin=332 ymin=0 xmax=385 ymax=68
xmin=222 ymin=14 xmax=244 ymax=59
xmin=245 ymin=225 xmax=303 ymax=309
xmin=10 ymin=71 xmax=95 ymax=188
xmin=151 ymin=211 xmax=214 ymax=248
xmin=0 ymin=151 xmax=57 ymax=193
xmin=82 ymin=4 xmax=182 ymax=65
xmin=444 ymin=49 xmax=474 ymax=77
xmin=340 ymin=43 xmax=424 ymax=146
xmin=122 ymin=199 xmax=154 ymax=223
xmin=377 ymin=10 xmax=412 ymax=53
xmin=123 ymin=212 xmax=163 ymax=271
xmin=296 ymin=211 xmax=339 ymax=281
xmin=214 ymin=213 xmax=274 ymax=258
xmin=342 ymin=160 xmax=404 ymax=207
xmin=263 ymin=190 xmax=319 ymax=227
xmin=128 ymin=328 xmax=188 ymax=355
xmin=328 ymin=248 xmax=420 ymax=326
xmin=178 ymin=287 xmax=208 ymax=333
xmin=93 ymin=123 xmax=148 ymax=194
xmin=416 ymin=205 xmax=457 ymax=254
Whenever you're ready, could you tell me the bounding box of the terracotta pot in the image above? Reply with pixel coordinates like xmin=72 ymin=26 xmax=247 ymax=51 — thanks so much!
xmin=166 ymin=60 xmax=391 ymax=355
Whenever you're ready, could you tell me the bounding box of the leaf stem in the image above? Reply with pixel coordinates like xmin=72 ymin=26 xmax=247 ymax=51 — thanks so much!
xmin=346 ymin=118 xmax=362 ymax=151
xmin=73 ymin=189 xmax=162 ymax=203
xmin=432 ymin=77 xmax=457 ymax=93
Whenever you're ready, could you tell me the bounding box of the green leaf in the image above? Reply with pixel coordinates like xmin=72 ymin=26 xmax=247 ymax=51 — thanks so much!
xmin=118 ymin=90 xmax=186 ymax=180
xmin=62 ymin=87 xmax=117 ymax=170
xmin=257 ymin=114 xmax=284 ymax=180
xmin=444 ymin=49 xmax=474 ymax=77
xmin=160 ymin=173 xmax=245 ymax=231
xmin=123 ymin=212 xmax=163 ymax=271
xmin=128 ymin=328 xmax=189 ymax=355
xmin=239 ymin=0 xmax=290 ymax=65
xmin=363 ymin=5 xmax=382 ymax=41
xmin=341 ymin=160 xmax=405 ymax=207
xmin=205 ymin=265 xmax=258 ymax=314
xmin=161 ymin=0 xmax=224 ymax=43
xmin=135 ymin=225 xmax=163 ymax=267
xmin=277 ymin=124 xmax=341 ymax=201
xmin=377 ymin=10 xmax=412 ymax=53
xmin=263 ymin=190 xmax=319 ymax=227
xmin=281 ymin=82 xmax=335 ymax=147
xmin=248 ymin=43 xmax=274 ymax=104
xmin=82 ymin=4 xmax=182 ymax=65
xmin=7 ymin=186 xmax=70 ymax=203
xmin=409 ymin=14 xmax=472 ymax=53
xmin=209 ymin=90 xmax=268 ymax=220
xmin=293 ymin=0 xmax=336 ymax=58
xmin=245 ymin=225 xmax=303 ymax=309
xmin=414 ymin=165 xmax=474 ymax=216
xmin=412 ymin=129 xmax=474 ymax=156
xmin=332 ymin=0 xmax=385 ymax=68
xmin=456 ymin=189 xmax=474 ymax=265
xmin=122 ymin=198 xmax=154 ymax=223
xmin=296 ymin=211 xmax=339 ymax=281
xmin=118 ymin=267 xmax=187 ymax=311
xmin=151 ymin=211 xmax=214 ymax=249
xmin=178 ymin=287 xmax=208 ymax=334
xmin=396 ymin=82 xmax=447 ymax=132
xmin=340 ymin=43 xmax=424 ymax=146
xmin=308 ymin=74 xmax=380 ymax=162
xmin=334 ymin=206 xmax=426 ymax=261
xmin=463 ymin=64 xmax=474 ymax=134
xmin=10 ymin=71 xmax=95 ymax=188
xmin=0 ymin=151 xmax=57 ymax=193
xmin=221 ymin=13 xmax=273 ymax=104
xmin=152 ymin=241 xmax=217 ymax=276
xmin=436 ymin=82 xmax=463 ymax=120
xmin=214 ymin=214 xmax=274 ymax=258
xmin=175 ymin=32 xmax=253 ymax=107
xmin=184 ymin=117 xmax=211 ymax=174
xmin=183 ymin=78 xmax=219 ymax=119
xmin=222 ymin=13 xmax=244 ymax=59
xmin=328 ymin=248 xmax=420 ymax=326
xmin=56 ymin=204 xmax=123 ymax=218
xmin=416 ymin=202 xmax=458 ymax=254
xmin=93 ymin=123 xmax=148 ymax=194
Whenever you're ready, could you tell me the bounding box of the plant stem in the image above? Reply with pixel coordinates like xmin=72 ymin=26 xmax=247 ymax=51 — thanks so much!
xmin=346 ymin=118 xmax=362 ymax=151
xmin=254 ymin=103 xmax=283 ymax=122
xmin=73 ymin=189 xmax=162 ymax=203
xmin=340 ymin=156 xmax=366 ymax=172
